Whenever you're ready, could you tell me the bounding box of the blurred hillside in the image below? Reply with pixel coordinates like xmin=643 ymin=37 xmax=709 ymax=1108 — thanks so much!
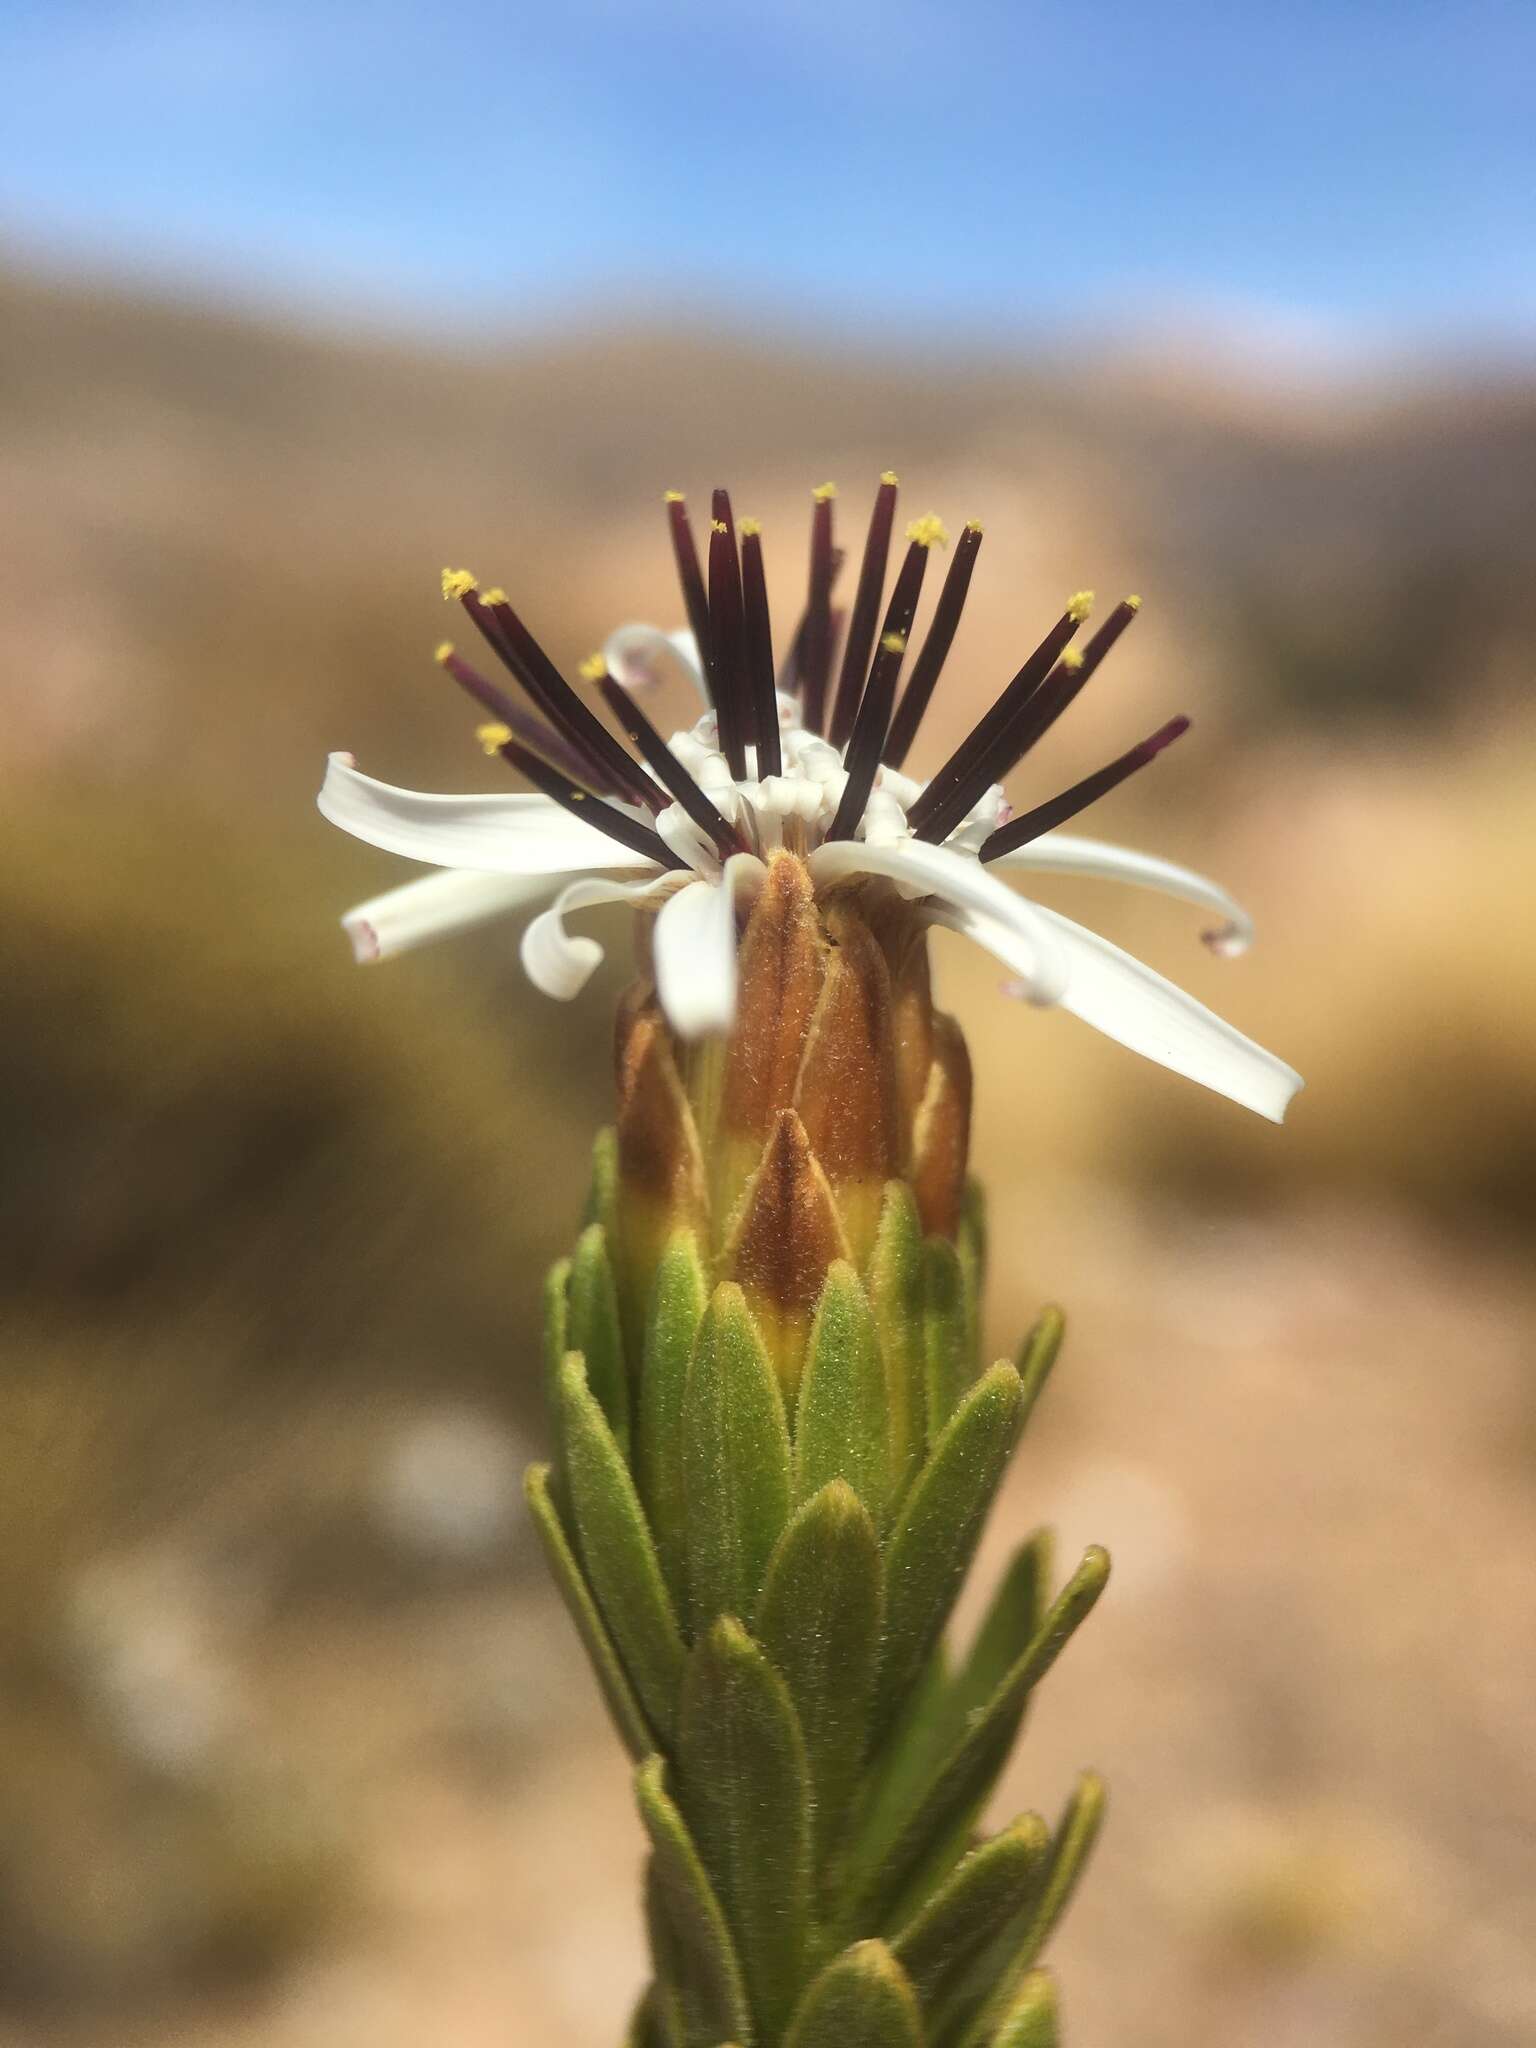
xmin=1 ymin=262 xmax=1534 ymax=2044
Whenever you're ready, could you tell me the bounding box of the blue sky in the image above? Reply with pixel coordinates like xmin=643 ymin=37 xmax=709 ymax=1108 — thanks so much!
xmin=3 ymin=0 xmax=1533 ymax=353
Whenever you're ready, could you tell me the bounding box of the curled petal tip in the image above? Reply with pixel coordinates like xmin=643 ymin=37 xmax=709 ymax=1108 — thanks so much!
xmin=342 ymin=914 xmax=381 ymax=965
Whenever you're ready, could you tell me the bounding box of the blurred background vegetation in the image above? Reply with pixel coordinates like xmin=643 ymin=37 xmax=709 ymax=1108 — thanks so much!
xmin=1 ymin=6 xmax=1535 ymax=2038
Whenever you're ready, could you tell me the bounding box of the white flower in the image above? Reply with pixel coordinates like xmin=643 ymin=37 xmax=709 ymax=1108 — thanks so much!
xmin=317 ymin=484 xmax=1301 ymax=1122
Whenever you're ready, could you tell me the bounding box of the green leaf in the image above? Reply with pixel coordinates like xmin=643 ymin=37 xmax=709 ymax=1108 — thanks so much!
xmin=756 ymin=1480 xmax=882 ymax=1869
xmin=557 ymin=1354 xmax=686 ymax=1741
xmin=866 ymin=1182 xmax=927 ymax=1494
xmin=947 ymin=1530 xmax=1054 ymax=1736
xmin=682 ymin=1284 xmax=792 ymax=1630
xmin=1017 ymin=1772 xmax=1107 ymax=1970
xmin=877 ymin=1362 xmax=1025 ymax=1729
xmin=569 ymin=1221 xmax=630 ymax=1456
xmin=794 ymin=1263 xmax=893 ymax=1527
xmin=783 ymin=1941 xmax=922 ymax=2048
xmin=524 ymin=1462 xmax=652 ymax=1760
xmin=638 ymin=1231 xmax=708 ymax=1611
xmin=988 ymin=1970 xmax=1059 ymax=2048
xmin=585 ymin=1123 xmax=620 ymax=1235
xmin=641 ymin=1865 xmax=689 ymax=2048
xmin=635 ymin=1757 xmax=753 ymax=2048
xmin=891 ymin=1816 xmax=1050 ymax=2020
xmin=956 ymin=1177 xmax=987 ymax=1368
xmin=678 ymin=1617 xmax=811 ymax=2045
xmin=851 ymin=1548 xmax=1109 ymax=1929
xmin=543 ymin=1255 xmax=571 ymax=1395
xmin=922 ymin=1235 xmax=972 ymax=1439
xmin=1015 ymin=1306 xmax=1065 ymax=1431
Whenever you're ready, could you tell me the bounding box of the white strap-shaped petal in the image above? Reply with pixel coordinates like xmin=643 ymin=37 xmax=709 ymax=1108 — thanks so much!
xmin=934 ymin=897 xmax=1302 ymax=1122
xmin=342 ymin=868 xmax=555 ymax=964
xmin=521 ymin=873 xmax=677 ymax=1002
xmin=652 ymin=853 xmax=764 ymax=1039
xmin=318 ymin=753 xmax=659 ymax=876
xmin=603 ymin=622 xmax=708 ymax=702
xmin=809 ymin=836 xmax=1069 ymax=1004
xmin=991 ymin=832 xmax=1254 ymax=955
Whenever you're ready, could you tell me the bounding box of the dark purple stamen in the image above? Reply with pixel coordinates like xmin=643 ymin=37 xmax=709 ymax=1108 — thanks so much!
xmin=985 ymin=599 xmax=1143 ymax=787
xmin=979 ymin=716 xmax=1191 ymax=861
xmin=798 ymin=491 xmax=837 ymax=734
xmin=909 ymin=600 xmax=1089 ymax=843
xmin=438 ymin=646 xmax=612 ymax=791
xmin=498 ymin=736 xmax=688 ymax=871
xmin=883 ymin=522 xmax=983 ymax=771
xmin=740 ymin=526 xmax=782 ymax=779
xmin=665 ymin=495 xmax=714 ymax=704
xmin=460 ymin=587 xmax=659 ymax=811
xmin=825 ymin=533 xmax=933 ymax=840
xmin=597 ymin=670 xmax=747 ymax=861
xmin=828 ymin=475 xmax=899 ymax=750
xmin=707 ymin=497 xmax=750 ymax=778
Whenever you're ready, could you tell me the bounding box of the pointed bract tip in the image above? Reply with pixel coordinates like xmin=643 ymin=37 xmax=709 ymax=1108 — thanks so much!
xmin=578 ymin=651 xmax=608 ymax=682
xmin=739 ymin=516 xmax=762 ymax=538
xmin=441 ymin=567 xmax=477 ymax=601
xmin=433 ymin=640 xmax=455 ymax=664
xmin=812 ymin=480 xmax=838 ymax=501
xmin=475 ymin=720 xmax=512 ymax=755
xmin=905 ymin=512 xmax=949 ymax=550
xmin=879 ymin=469 xmax=900 ymax=486
xmin=1066 ymin=588 xmax=1095 ymax=622
xmin=663 ymin=488 xmax=685 ymax=503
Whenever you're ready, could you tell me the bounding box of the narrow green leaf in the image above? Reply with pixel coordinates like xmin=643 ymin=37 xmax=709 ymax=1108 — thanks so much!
xmin=794 ymin=1263 xmax=893 ymax=1526
xmin=1015 ymin=1306 xmax=1065 ymax=1430
xmin=756 ymin=1480 xmax=882 ymax=1868
xmin=678 ymin=1617 xmax=811 ymax=2044
xmin=638 ymin=1230 xmax=708 ymax=1611
xmin=890 ymin=1816 xmax=1049 ymax=2020
xmin=624 ymin=1983 xmax=671 ymax=2048
xmin=641 ymin=1864 xmax=689 ymax=2048
xmin=783 ymin=1941 xmax=922 ymax=2048
xmin=569 ymin=1221 xmax=630 ymax=1455
xmin=877 ymin=1361 xmax=1025 ymax=1728
xmin=682 ymin=1284 xmax=792 ymax=1630
xmin=586 ymin=1123 xmax=620 ymax=1233
xmin=922 ymin=1235 xmax=972 ymax=1438
xmin=635 ymin=1757 xmax=754 ymax=2048
xmin=524 ymin=1462 xmax=652 ymax=1760
xmin=557 ymin=1354 xmax=686 ymax=1741
xmin=543 ymin=1255 xmax=571 ymax=1396
xmin=1017 ymin=1772 xmax=1106 ymax=1969
xmin=956 ymin=1177 xmax=987 ymax=1369
xmin=989 ymin=1970 xmax=1059 ymax=2048
xmin=947 ymin=1530 xmax=1054 ymax=1736
xmin=866 ymin=1181 xmax=927 ymax=1493
xmin=851 ymin=1548 xmax=1109 ymax=1929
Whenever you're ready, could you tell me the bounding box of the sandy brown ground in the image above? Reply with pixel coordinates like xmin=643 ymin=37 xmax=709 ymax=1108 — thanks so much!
xmin=2 ymin=1197 xmax=1529 ymax=2048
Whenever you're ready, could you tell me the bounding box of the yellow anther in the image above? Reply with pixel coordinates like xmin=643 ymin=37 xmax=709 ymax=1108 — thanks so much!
xmin=578 ymin=652 xmax=608 ymax=682
xmin=964 ymin=518 xmax=984 ymax=535
xmin=1066 ymin=589 xmax=1095 ymax=622
xmin=710 ymin=518 xmax=729 ymax=534
xmin=1125 ymin=593 xmax=1143 ymax=610
xmin=1060 ymin=647 xmax=1086 ymax=672
xmin=442 ymin=567 xmax=478 ymax=601
xmin=880 ymin=469 xmax=900 ymax=486
xmin=904 ymin=512 xmax=949 ymax=551
xmin=481 ymin=586 xmax=509 ymax=607
xmin=880 ymin=631 xmax=908 ymax=654
xmin=476 ymin=721 xmax=513 ymax=755
xmin=663 ymin=488 xmax=685 ymax=503
xmin=739 ymin=516 xmax=762 ymax=538
xmin=812 ymin=480 xmax=838 ymax=501
xmin=434 ymin=640 xmax=456 ymax=665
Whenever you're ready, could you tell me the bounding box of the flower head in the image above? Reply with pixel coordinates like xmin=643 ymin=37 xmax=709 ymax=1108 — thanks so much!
xmin=318 ymin=476 xmax=1300 ymax=1122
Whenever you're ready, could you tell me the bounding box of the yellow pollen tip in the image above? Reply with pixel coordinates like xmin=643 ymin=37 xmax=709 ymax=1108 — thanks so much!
xmin=1125 ymin=594 xmax=1143 ymax=611
xmin=739 ymin=516 xmax=762 ymax=538
xmin=880 ymin=631 xmax=908 ymax=654
xmin=434 ymin=641 xmax=455 ymax=665
xmin=905 ymin=512 xmax=949 ymax=551
xmin=964 ymin=518 xmax=984 ymax=534
xmin=663 ymin=489 xmax=685 ymax=503
xmin=442 ymin=568 xmax=477 ymax=601
xmin=476 ymin=721 xmax=513 ymax=755
xmin=1066 ymin=589 xmax=1095 ymax=622
xmin=1060 ymin=647 xmax=1086 ymax=673
xmin=578 ymin=652 xmax=608 ymax=682
xmin=812 ymin=480 xmax=837 ymax=501
xmin=711 ymin=518 xmax=729 ymax=534
xmin=481 ymin=586 xmax=509 ymax=607
xmin=880 ymin=469 xmax=900 ymax=486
